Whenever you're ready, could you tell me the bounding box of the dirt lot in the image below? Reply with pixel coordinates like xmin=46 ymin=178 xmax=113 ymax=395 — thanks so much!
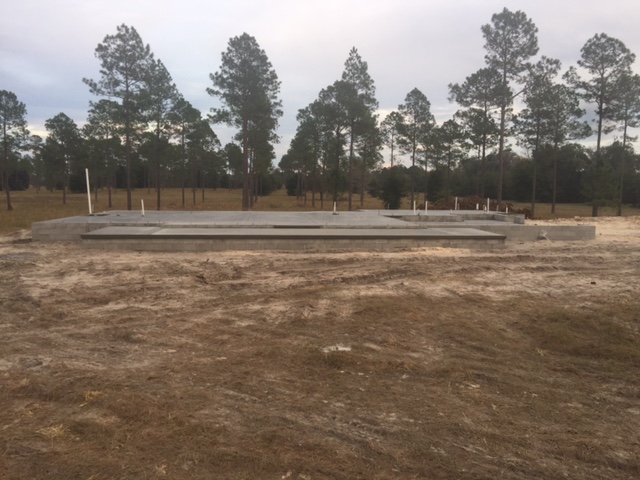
xmin=1 ymin=217 xmax=639 ymax=479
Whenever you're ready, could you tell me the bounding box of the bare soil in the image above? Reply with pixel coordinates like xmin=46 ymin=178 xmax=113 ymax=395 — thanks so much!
xmin=1 ymin=217 xmax=639 ymax=479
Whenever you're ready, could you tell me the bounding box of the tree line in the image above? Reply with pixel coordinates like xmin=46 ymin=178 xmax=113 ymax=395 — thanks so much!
xmin=2 ymin=8 xmax=640 ymax=215
xmin=1 ymin=26 xmax=281 ymax=212
xmin=280 ymin=8 xmax=640 ymax=216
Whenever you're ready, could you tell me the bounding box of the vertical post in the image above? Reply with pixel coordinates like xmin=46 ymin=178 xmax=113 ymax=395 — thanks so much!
xmin=476 ymin=203 xmax=479 ymax=210
xmin=141 ymin=199 xmax=145 ymax=217
xmin=487 ymin=197 xmax=490 ymax=211
xmin=85 ymin=168 xmax=92 ymax=215
xmin=413 ymin=201 xmax=416 ymax=215
xmin=425 ymin=201 xmax=428 ymax=213
xmin=333 ymin=201 xmax=338 ymax=215
xmin=455 ymin=197 xmax=458 ymax=211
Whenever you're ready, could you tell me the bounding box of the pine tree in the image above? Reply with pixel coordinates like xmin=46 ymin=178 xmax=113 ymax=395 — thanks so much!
xmin=340 ymin=48 xmax=378 ymax=210
xmin=482 ymin=8 xmax=539 ymax=203
xmin=0 ymin=90 xmax=29 ymax=211
xmin=84 ymin=24 xmax=153 ymax=210
xmin=396 ymin=88 xmax=434 ymax=206
xmin=208 ymin=33 xmax=282 ymax=210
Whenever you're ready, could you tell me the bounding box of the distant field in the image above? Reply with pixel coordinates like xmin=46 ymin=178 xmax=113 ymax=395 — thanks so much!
xmin=509 ymin=202 xmax=640 ymax=220
xmin=0 ymin=188 xmax=638 ymax=235
xmin=0 ymin=188 xmax=384 ymax=235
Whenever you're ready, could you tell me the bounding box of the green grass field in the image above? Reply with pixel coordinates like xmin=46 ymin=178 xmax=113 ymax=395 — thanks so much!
xmin=1 ymin=188 xmax=638 ymax=235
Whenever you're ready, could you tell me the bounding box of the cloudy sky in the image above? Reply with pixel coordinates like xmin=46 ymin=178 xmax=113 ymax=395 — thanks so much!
xmin=2 ymin=0 xmax=639 ymax=164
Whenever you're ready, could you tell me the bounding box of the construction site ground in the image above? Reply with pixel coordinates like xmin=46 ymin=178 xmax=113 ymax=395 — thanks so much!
xmin=1 ymin=216 xmax=639 ymax=479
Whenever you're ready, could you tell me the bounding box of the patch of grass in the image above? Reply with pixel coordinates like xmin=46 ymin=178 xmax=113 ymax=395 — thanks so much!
xmin=0 ymin=188 xmax=388 ymax=235
xmin=36 ymin=423 xmax=68 ymax=447
xmin=519 ymin=305 xmax=640 ymax=365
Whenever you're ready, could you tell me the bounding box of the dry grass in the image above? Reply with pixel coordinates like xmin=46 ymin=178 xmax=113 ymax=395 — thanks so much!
xmin=0 ymin=188 xmax=388 ymax=235
xmin=2 ymin=187 xmax=637 ymax=235
xmin=1 ymin=223 xmax=639 ymax=479
xmin=510 ymin=201 xmax=640 ymax=219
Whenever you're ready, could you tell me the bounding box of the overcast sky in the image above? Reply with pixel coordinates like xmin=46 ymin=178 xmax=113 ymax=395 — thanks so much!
xmin=2 ymin=0 xmax=640 ymax=164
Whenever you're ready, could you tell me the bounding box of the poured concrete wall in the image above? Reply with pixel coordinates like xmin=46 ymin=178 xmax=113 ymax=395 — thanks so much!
xmin=476 ymin=224 xmax=595 ymax=241
xmin=81 ymin=237 xmax=506 ymax=252
xmin=32 ymin=220 xmax=104 ymax=242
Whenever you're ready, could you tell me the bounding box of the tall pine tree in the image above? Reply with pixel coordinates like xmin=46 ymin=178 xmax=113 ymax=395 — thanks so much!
xmin=0 ymin=90 xmax=29 ymax=211
xmin=84 ymin=24 xmax=153 ymax=210
xmin=340 ymin=48 xmax=378 ymax=210
xmin=208 ymin=33 xmax=282 ymax=210
xmin=482 ymin=8 xmax=538 ymax=203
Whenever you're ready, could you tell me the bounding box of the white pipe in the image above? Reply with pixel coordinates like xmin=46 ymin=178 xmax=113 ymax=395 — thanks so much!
xmin=85 ymin=168 xmax=92 ymax=215
xmin=141 ymin=199 xmax=145 ymax=217
xmin=455 ymin=196 xmax=458 ymax=211
xmin=487 ymin=197 xmax=490 ymax=211
xmin=413 ymin=201 xmax=416 ymax=215
xmin=425 ymin=201 xmax=428 ymax=213
xmin=476 ymin=203 xmax=479 ymax=210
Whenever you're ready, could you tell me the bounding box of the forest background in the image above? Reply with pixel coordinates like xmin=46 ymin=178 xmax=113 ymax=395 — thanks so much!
xmin=2 ymin=2 xmax=640 ymax=217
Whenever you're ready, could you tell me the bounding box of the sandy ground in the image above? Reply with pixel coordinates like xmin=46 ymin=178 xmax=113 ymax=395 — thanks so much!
xmin=1 ymin=217 xmax=639 ymax=479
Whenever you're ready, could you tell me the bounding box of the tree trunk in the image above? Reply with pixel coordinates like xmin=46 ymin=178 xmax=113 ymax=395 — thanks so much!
xmin=596 ymin=99 xmax=604 ymax=154
xmin=551 ymin=143 xmax=558 ymax=215
xmin=496 ymin=67 xmax=509 ymax=205
xmin=125 ymin=113 xmax=132 ymax=211
xmin=390 ymin=134 xmax=394 ymax=167
xmin=348 ymin=125 xmax=354 ymax=211
xmin=156 ymin=149 xmax=161 ymax=211
xmin=531 ymin=154 xmax=537 ymax=219
xmin=410 ymin=142 xmax=416 ymax=208
xmin=618 ymin=122 xmax=628 ymax=216
xmin=480 ymin=138 xmax=487 ymax=198
xmin=424 ymin=168 xmax=429 ymax=207
xmin=333 ymin=129 xmax=341 ymax=204
xmin=360 ymin=164 xmax=365 ymax=209
xmin=62 ymin=162 xmax=68 ymax=205
xmin=2 ymin=137 xmax=13 ymax=211
xmin=2 ymin=174 xmax=12 ymax=211
xmin=311 ymin=167 xmax=316 ymax=208
xmin=241 ymin=119 xmax=249 ymax=210
xmin=320 ymin=163 xmax=325 ymax=210
xmin=497 ymin=103 xmax=506 ymax=204
xmin=531 ymin=127 xmax=540 ymax=219
xmin=249 ymin=154 xmax=255 ymax=209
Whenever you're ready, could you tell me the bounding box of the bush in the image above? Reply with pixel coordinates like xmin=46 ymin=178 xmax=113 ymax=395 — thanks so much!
xmin=285 ymin=175 xmax=299 ymax=196
xmin=368 ymin=166 xmax=410 ymax=209
xmin=8 ymin=170 xmax=30 ymax=191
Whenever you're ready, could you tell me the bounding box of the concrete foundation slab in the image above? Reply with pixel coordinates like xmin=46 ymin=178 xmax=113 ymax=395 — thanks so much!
xmin=31 ymin=209 xmax=595 ymax=251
